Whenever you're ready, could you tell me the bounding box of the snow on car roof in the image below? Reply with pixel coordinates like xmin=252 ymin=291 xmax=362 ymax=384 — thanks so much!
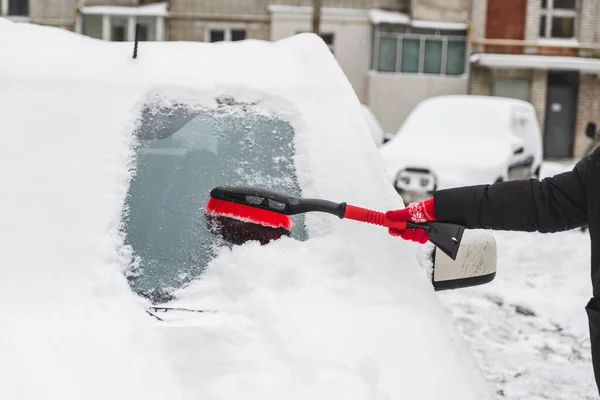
xmin=0 ymin=21 xmax=493 ymax=399
xmin=397 ymin=95 xmax=534 ymax=138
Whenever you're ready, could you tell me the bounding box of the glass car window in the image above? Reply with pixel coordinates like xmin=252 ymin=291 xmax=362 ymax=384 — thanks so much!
xmin=122 ymin=99 xmax=307 ymax=303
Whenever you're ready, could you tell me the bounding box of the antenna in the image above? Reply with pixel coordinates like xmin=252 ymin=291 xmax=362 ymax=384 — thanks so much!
xmin=133 ymin=23 xmax=140 ymax=59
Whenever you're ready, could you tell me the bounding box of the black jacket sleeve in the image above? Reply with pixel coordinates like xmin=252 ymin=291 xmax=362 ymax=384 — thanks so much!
xmin=433 ymin=152 xmax=595 ymax=233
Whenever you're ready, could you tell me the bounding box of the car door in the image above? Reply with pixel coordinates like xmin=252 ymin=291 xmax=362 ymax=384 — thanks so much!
xmin=509 ymin=104 xmax=542 ymax=178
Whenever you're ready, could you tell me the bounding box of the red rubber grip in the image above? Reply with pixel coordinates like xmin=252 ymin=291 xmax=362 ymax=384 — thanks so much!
xmin=343 ymin=204 xmax=407 ymax=231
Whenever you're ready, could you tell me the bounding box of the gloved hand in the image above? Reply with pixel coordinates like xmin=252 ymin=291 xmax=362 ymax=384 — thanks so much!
xmin=386 ymin=198 xmax=436 ymax=244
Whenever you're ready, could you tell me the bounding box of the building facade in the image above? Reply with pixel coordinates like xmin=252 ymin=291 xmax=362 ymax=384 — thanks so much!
xmin=469 ymin=0 xmax=600 ymax=158
xmin=6 ymin=0 xmax=473 ymax=139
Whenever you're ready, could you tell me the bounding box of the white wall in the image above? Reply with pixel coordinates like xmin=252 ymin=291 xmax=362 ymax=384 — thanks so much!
xmin=366 ymin=71 xmax=469 ymax=133
xmin=270 ymin=9 xmax=372 ymax=103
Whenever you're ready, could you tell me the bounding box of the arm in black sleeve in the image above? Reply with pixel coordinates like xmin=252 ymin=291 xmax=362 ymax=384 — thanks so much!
xmin=433 ymin=152 xmax=594 ymax=233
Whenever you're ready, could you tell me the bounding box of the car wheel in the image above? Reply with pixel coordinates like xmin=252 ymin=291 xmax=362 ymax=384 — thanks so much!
xmin=534 ymin=166 xmax=541 ymax=179
xmin=495 ymin=177 xmax=504 ymax=183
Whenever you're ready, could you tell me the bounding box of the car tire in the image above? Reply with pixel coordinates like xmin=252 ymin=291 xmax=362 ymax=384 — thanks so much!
xmin=534 ymin=166 xmax=541 ymax=179
xmin=495 ymin=177 xmax=504 ymax=183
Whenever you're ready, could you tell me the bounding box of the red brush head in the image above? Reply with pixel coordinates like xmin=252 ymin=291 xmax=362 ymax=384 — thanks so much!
xmin=204 ymin=197 xmax=292 ymax=245
xmin=205 ymin=198 xmax=292 ymax=230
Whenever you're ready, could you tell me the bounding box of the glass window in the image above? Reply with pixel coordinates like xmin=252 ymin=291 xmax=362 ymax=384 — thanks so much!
xmin=540 ymin=0 xmax=578 ymax=38
xmin=210 ymin=30 xmax=225 ymax=42
xmin=446 ymin=41 xmax=466 ymax=75
xmin=551 ymin=16 xmax=575 ymax=37
xmin=539 ymin=16 xmax=547 ymax=37
xmin=492 ymin=79 xmax=530 ymax=101
xmin=554 ymin=0 xmax=576 ymax=9
xmin=410 ymin=27 xmax=437 ymax=35
xmin=231 ymin=29 xmax=246 ymax=41
xmin=111 ymin=17 xmax=128 ymax=41
xmin=137 ymin=17 xmax=156 ymax=41
xmin=122 ymin=100 xmax=307 ymax=302
xmin=378 ymin=37 xmax=397 ymax=72
xmin=400 ymin=38 xmax=420 ymax=73
xmin=374 ymin=27 xmax=465 ymax=75
xmin=82 ymin=15 xmax=103 ymax=39
xmin=423 ymin=40 xmax=442 ymax=74
xmin=8 ymin=0 xmax=28 ymax=16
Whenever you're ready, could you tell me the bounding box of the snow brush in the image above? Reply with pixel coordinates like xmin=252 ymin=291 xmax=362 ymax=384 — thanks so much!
xmin=205 ymin=186 xmax=465 ymax=260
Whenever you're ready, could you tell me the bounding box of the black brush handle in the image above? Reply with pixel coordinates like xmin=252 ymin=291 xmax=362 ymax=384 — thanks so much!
xmin=210 ymin=186 xmax=346 ymax=217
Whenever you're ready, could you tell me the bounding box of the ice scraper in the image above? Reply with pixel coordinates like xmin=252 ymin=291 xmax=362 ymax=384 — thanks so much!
xmin=205 ymin=186 xmax=465 ymax=260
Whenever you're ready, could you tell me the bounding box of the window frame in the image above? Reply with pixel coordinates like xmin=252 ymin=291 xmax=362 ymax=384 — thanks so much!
xmin=206 ymin=28 xmax=248 ymax=43
xmin=77 ymin=12 xmax=165 ymax=42
xmin=539 ymin=0 xmax=579 ymax=39
xmin=373 ymin=25 xmax=467 ymax=76
xmin=1 ymin=0 xmax=29 ymax=18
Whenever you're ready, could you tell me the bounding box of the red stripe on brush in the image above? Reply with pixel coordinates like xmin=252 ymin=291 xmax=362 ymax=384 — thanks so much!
xmin=205 ymin=198 xmax=293 ymax=230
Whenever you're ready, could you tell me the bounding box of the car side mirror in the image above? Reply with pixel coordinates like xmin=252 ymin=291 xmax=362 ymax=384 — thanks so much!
xmin=586 ymin=122 xmax=597 ymax=139
xmin=422 ymin=231 xmax=497 ymax=291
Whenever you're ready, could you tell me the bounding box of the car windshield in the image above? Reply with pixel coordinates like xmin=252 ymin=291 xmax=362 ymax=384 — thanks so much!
xmin=121 ymin=97 xmax=307 ymax=302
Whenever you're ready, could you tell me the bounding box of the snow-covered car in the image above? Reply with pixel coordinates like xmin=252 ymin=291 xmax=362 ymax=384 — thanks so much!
xmin=380 ymin=95 xmax=543 ymax=204
xmin=1 ymin=21 xmax=497 ymax=399
xmin=361 ymin=104 xmax=386 ymax=146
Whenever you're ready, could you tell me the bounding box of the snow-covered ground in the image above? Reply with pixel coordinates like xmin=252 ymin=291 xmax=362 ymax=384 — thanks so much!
xmin=440 ymin=161 xmax=598 ymax=399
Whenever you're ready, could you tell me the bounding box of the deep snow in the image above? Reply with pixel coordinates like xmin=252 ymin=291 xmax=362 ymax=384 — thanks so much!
xmin=441 ymin=161 xmax=598 ymax=399
xmin=1 ymin=20 xmax=494 ymax=399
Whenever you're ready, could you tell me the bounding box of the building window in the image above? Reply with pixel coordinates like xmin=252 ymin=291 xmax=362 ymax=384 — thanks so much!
xmin=540 ymin=0 xmax=578 ymax=39
xmin=374 ymin=26 xmax=467 ymax=76
xmin=111 ymin=17 xmax=128 ymax=42
xmin=81 ymin=14 xmax=164 ymax=42
xmin=208 ymin=29 xmax=247 ymax=42
xmin=1 ymin=0 xmax=29 ymax=16
xmin=492 ymin=78 xmax=530 ymax=102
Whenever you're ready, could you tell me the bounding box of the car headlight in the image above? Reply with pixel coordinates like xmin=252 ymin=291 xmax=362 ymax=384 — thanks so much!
xmin=420 ymin=178 xmax=429 ymax=187
xmin=401 ymin=176 xmax=410 ymax=185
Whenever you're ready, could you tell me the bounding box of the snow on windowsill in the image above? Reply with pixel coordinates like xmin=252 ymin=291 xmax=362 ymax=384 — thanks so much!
xmin=537 ymin=37 xmax=580 ymax=47
xmin=470 ymin=53 xmax=600 ymax=73
xmin=80 ymin=2 xmax=168 ymax=17
xmin=411 ymin=19 xmax=467 ymax=31
xmin=368 ymin=9 xmax=410 ymax=25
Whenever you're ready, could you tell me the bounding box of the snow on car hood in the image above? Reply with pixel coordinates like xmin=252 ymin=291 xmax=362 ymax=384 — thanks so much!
xmin=380 ymin=134 xmax=514 ymax=189
xmin=0 ymin=20 xmax=493 ymax=399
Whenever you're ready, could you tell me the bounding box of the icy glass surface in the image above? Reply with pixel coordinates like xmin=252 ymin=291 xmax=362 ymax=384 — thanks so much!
xmin=122 ymin=100 xmax=306 ymax=302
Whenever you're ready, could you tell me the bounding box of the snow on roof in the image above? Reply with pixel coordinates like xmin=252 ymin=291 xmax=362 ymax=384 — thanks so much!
xmin=80 ymin=2 xmax=167 ymax=17
xmin=368 ymin=9 xmax=410 ymax=25
xmin=471 ymin=53 xmax=600 ymax=73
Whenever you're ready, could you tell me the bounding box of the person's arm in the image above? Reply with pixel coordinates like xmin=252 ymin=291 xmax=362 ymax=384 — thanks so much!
xmin=433 ymin=153 xmax=594 ymax=233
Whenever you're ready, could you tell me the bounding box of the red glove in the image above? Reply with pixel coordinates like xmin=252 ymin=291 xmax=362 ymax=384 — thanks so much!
xmin=386 ymin=198 xmax=436 ymax=244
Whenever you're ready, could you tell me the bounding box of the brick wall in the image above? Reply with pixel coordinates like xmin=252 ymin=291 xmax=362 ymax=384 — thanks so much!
xmin=410 ymin=0 xmax=470 ymax=23
xmin=29 ymin=0 xmax=77 ymax=26
xmin=524 ymin=0 xmax=540 ymax=45
xmin=470 ymin=0 xmax=487 ymax=53
xmin=530 ymin=69 xmax=547 ymax=137
xmin=575 ymin=74 xmax=600 ymax=157
xmin=579 ymin=0 xmax=600 ymax=57
xmin=485 ymin=0 xmax=526 ymax=54
xmin=469 ymin=67 xmax=492 ymax=96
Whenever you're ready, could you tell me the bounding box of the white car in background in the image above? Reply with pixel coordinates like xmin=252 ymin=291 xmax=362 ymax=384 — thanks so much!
xmin=2 ymin=21 xmax=496 ymax=400
xmin=380 ymin=95 xmax=543 ymax=204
